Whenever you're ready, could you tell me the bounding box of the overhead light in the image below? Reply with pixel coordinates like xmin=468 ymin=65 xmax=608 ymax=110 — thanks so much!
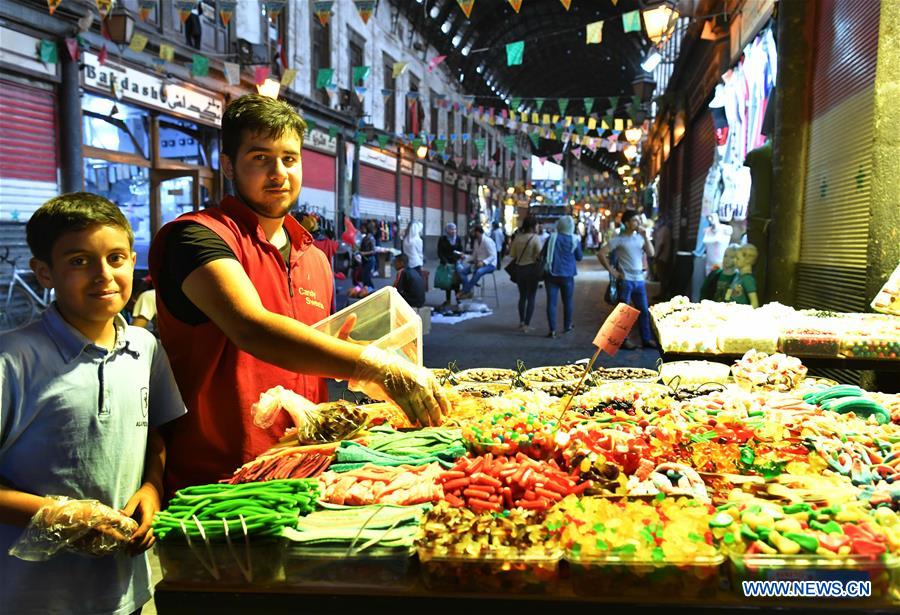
xmin=257 ymin=78 xmax=281 ymax=98
xmin=429 ymin=5 xmax=440 ymax=18
xmin=416 ymin=144 xmax=429 ymax=159
xmin=104 ymin=5 xmax=135 ymax=45
xmin=507 ymin=186 xmax=515 ymax=194
xmin=584 ymin=204 xmax=591 ymax=210
xmin=462 ymin=44 xmax=472 ymax=56
xmin=632 ymin=72 xmax=657 ymax=103
xmin=452 ymin=34 xmax=462 ymax=47
xmin=441 ymin=20 xmax=452 ymax=34
xmin=623 ymin=144 xmax=638 ymax=160
xmin=641 ymin=0 xmax=679 ymax=44
xmin=618 ymin=164 xmax=630 ymax=175
xmin=525 ymin=188 xmax=533 ymax=196
xmin=640 ymin=48 xmax=662 ymax=72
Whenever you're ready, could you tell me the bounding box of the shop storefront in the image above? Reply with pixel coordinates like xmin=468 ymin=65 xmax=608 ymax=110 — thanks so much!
xmin=298 ymin=129 xmax=338 ymax=223
xmin=400 ymin=157 xmax=413 ymax=231
xmin=0 ymin=25 xmax=60 ymax=223
xmin=442 ymin=172 xmax=456 ymax=233
xmin=412 ymin=164 xmax=424 ymax=227
xmin=456 ymin=178 xmax=469 ymax=232
xmin=425 ymin=167 xmax=442 ymax=238
xmin=80 ymin=52 xmax=225 ymax=269
xmin=358 ymin=145 xmax=398 ymax=226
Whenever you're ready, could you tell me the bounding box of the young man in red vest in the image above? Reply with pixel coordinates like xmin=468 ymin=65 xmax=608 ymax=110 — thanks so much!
xmin=150 ymin=94 xmax=448 ymax=497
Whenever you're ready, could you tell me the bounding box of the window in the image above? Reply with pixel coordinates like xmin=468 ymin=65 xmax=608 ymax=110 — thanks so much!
xmin=430 ymin=89 xmax=440 ymax=135
xmin=406 ymin=74 xmax=421 ymax=134
xmin=82 ymin=94 xmax=150 ymax=157
xmin=383 ymin=53 xmax=396 ymax=134
xmin=265 ymin=1 xmax=288 ymax=78
xmin=311 ymin=15 xmax=331 ymax=105
xmin=158 ymin=117 xmax=218 ymax=169
xmin=348 ymin=33 xmax=364 ymax=90
xmin=199 ymin=0 xmax=230 ymax=54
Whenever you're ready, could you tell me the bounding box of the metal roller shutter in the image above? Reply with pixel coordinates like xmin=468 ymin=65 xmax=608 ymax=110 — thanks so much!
xmin=684 ymin=113 xmax=715 ymax=250
xmin=425 ymin=179 xmax=442 ymax=236
xmin=359 ymin=164 xmax=395 ymax=201
xmin=413 ymin=177 xmax=424 ymax=207
xmin=0 ymin=80 xmax=58 ymax=222
xmin=401 ymin=174 xmax=411 ymax=207
xmin=442 ymin=183 xmax=454 ymax=230
xmin=796 ymin=0 xmax=880 ymax=313
xmin=302 ymin=149 xmax=336 ymax=191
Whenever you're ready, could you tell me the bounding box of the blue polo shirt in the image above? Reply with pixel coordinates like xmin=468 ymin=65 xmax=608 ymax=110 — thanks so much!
xmin=0 ymin=305 xmax=186 ymax=615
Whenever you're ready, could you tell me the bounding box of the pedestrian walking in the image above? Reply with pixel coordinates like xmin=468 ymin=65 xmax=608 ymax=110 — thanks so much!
xmin=544 ymin=216 xmax=583 ymax=338
xmin=506 ymin=216 xmax=543 ymax=333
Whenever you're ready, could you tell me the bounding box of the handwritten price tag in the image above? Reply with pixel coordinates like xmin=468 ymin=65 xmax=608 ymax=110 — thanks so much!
xmin=592 ymin=303 xmax=640 ymax=356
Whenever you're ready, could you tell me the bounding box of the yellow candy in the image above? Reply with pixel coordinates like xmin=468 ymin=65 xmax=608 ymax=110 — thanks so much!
xmin=774 ymin=518 xmax=803 ymax=534
xmin=768 ymin=530 xmax=801 ymax=555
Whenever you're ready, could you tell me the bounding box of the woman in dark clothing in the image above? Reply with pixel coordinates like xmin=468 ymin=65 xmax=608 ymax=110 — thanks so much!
xmin=437 ymin=222 xmax=465 ymax=307
xmin=506 ymin=217 xmax=542 ymax=333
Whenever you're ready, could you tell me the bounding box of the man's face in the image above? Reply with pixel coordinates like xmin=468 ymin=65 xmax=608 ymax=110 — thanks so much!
xmin=32 ymin=224 xmax=135 ymax=333
xmin=222 ymin=129 xmax=303 ymax=220
xmin=626 ymin=216 xmax=640 ymax=232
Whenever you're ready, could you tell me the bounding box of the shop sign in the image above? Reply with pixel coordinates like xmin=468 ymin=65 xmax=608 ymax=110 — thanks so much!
xmin=0 ymin=26 xmax=58 ymax=79
xmin=413 ymin=163 xmax=424 ymax=178
xmin=82 ymin=52 xmax=223 ymax=126
xmin=457 ymin=177 xmax=468 ymax=190
xmin=444 ymin=171 xmax=457 ymax=185
xmin=426 ymin=168 xmax=441 ymax=182
xmin=359 ymin=145 xmax=396 ymax=171
xmin=400 ymin=158 xmax=413 ymax=174
xmin=305 ymin=128 xmax=337 ymax=155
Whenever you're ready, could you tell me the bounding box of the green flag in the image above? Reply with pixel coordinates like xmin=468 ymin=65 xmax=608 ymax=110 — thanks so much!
xmin=558 ymin=98 xmax=569 ymax=115
xmin=474 ymin=138 xmax=486 ymax=154
xmin=506 ymin=40 xmax=524 ymax=66
xmin=352 ymin=65 xmax=370 ymax=84
xmin=328 ymin=125 xmax=339 ymax=138
xmin=307 ymin=119 xmax=318 ymax=132
xmin=622 ymin=11 xmax=641 ymax=33
xmin=316 ymin=67 xmax=334 ymax=89
xmin=39 ymin=39 xmax=58 ymax=64
xmin=583 ymin=98 xmax=595 ymax=115
xmin=503 ymin=135 xmax=516 ymax=150
xmin=535 ymin=98 xmax=544 ymax=111
xmin=528 ymin=132 xmax=540 ymax=148
xmin=377 ymin=134 xmax=391 ymax=148
xmin=356 ymin=132 xmax=367 ymax=145
xmin=510 ymin=97 xmax=521 ymax=111
xmin=191 ymin=54 xmax=209 ymax=77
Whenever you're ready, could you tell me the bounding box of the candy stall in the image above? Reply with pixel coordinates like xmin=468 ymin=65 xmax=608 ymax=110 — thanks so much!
xmin=152 ymin=349 xmax=900 ymax=613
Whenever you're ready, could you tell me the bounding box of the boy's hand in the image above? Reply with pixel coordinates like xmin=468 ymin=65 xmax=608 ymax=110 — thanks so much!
xmin=122 ymin=482 xmax=161 ymax=554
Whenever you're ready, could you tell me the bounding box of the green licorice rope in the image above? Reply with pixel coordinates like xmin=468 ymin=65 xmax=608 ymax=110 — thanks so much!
xmin=153 ymin=479 xmax=319 ymax=541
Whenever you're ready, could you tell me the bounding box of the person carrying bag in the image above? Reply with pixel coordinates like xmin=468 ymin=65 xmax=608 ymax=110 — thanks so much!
xmin=505 ymin=217 xmax=543 ymax=332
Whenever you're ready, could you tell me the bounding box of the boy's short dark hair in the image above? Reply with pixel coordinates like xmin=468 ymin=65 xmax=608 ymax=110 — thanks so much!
xmin=222 ymin=94 xmax=307 ymax=161
xmin=26 ymin=192 xmax=134 ymax=264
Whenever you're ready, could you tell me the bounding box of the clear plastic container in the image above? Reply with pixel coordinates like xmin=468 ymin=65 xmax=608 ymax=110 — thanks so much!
xmin=729 ymin=553 xmax=900 ymax=602
xmin=156 ymin=537 xmax=284 ymax=585
xmin=312 ymin=286 xmax=422 ymax=366
xmin=568 ymin=552 xmax=727 ymax=599
xmin=659 ymin=360 xmax=731 ymax=388
xmin=284 ymin=543 xmax=415 ymax=589
xmin=839 ymin=335 xmax=900 ymax=360
xmin=778 ymin=332 xmax=841 ymax=358
xmin=417 ymin=546 xmax=562 ymax=594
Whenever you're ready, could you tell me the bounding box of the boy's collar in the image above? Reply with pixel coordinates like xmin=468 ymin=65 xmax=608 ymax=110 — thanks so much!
xmin=42 ymin=304 xmax=131 ymax=363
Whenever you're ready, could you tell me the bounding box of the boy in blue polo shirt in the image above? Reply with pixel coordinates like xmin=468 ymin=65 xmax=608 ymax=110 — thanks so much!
xmin=0 ymin=193 xmax=186 ymax=614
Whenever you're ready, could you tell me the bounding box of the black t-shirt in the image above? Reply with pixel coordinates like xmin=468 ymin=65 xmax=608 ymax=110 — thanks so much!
xmin=159 ymin=223 xmax=291 ymax=325
xmin=396 ymin=267 xmax=426 ymax=308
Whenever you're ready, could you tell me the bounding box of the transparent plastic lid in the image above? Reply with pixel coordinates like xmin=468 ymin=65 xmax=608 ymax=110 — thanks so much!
xmin=312 ymin=286 xmax=422 ymax=366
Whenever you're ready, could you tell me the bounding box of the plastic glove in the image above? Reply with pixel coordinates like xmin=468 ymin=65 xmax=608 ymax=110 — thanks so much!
xmin=349 ymin=345 xmax=449 ymax=427
xmin=8 ymin=496 xmax=138 ymax=561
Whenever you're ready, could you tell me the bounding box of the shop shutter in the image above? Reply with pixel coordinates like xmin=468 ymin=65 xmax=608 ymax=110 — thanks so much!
xmin=302 ymin=149 xmax=336 ymax=191
xmin=0 ymin=80 xmax=58 ymax=221
xmin=683 ymin=112 xmax=715 ymax=250
xmin=425 ymin=179 xmax=442 ymax=236
xmin=442 ymin=183 xmax=454 ymax=230
xmin=661 ymin=143 xmax=684 ymax=249
xmin=413 ymin=177 xmax=424 ymax=207
xmin=401 ymin=173 xmax=411 ymax=207
xmin=359 ymin=164 xmax=395 ymax=201
xmin=796 ymin=0 xmax=880 ymax=313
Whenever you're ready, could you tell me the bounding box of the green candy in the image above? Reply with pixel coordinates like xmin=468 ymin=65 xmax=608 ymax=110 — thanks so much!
xmin=784 ymin=532 xmax=819 ymax=553
xmin=709 ymin=513 xmax=735 ymax=528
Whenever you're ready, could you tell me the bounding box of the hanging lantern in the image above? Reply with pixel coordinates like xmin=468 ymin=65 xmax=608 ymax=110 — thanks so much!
xmin=640 ymin=0 xmax=679 ymax=44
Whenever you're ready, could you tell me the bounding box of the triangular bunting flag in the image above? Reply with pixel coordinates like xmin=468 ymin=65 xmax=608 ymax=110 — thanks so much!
xmin=316 ymin=67 xmax=334 ymax=89
xmin=264 ymin=1 xmax=286 ymax=23
xmin=456 ymin=0 xmax=475 ymax=19
xmin=354 ymin=86 xmax=367 ymax=102
xmin=96 ymin=0 xmax=113 ymax=18
xmin=535 ymin=98 xmax=544 ymax=112
xmin=521 ymin=158 xmax=530 ymax=170
xmin=454 ymin=156 xmax=464 ymax=167
xmin=462 ymin=133 xmax=470 ymax=143
xmin=560 ymin=0 xmax=571 ymax=9
xmin=39 ymin=39 xmax=58 ymax=64
xmin=65 ymin=38 xmax=79 ymax=62
xmin=622 ymin=10 xmax=641 ymax=33
xmin=377 ymin=134 xmax=391 ymax=148
xmin=138 ymin=0 xmax=155 ymax=22
xmin=47 ymin=0 xmax=62 ymax=14
xmin=129 ymin=33 xmax=148 ymax=53
xmin=381 ymin=88 xmax=393 ymax=101
xmin=552 ymin=153 xmax=564 ymax=163
xmin=406 ymin=91 xmax=419 ymax=100
xmin=281 ymin=68 xmax=297 ymax=87
xmin=586 ymin=20 xmax=603 ymax=44
xmin=503 ymin=135 xmax=516 ymax=150
xmin=313 ymin=1 xmax=334 ymax=25
xmin=159 ymin=43 xmax=174 ymax=62
xmin=328 ymin=126 xmax=340 ymax=139
xmin=474 ymin=138 xmax=486 ymax=154
xmin=509 ymin=97 xmax=521 ymax=111
xmin=572 ymin=147 xmax=582 ymax=159
xmin=508 ymin=0 xmax=523 ymax=13
xmin=174 ymin=0 xmax=193 ymax=23
xmin=427 ymin=55 xmax=447 ymax=72
xmin=558 ymin=98 xmax=569 ymax=115
xmin=528 ymin=132 xmax=540 ymax=148
xmin=506 ymin=160 xmax=515 ymax=171
xmin=392 ymin=62 xmax=408 ymax=78
xmin=224 ymin=62 xmax=241 ymax=86
xmin=506 ymin=41 xmax=524 ymax=66
xmin=191 ymin=54 xmax=209 ymax=77
xmin=355 ymin=132 xmax=367 ymax=145
xmin=352 ymin=65 xmax=370 ymax=84
xmin=218 ymin=0 xmax=236 ymax=26
xmin=353 ymin=0 xmax=377 ymax=24
xmin=539 ymin=156 xmax=548 ymax=164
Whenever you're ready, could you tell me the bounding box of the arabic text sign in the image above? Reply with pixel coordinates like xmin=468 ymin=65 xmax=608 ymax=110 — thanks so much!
xmin=592 ymin=303 xmax=640 ymax=356
xmin=82 ymin=52 xmax=224 ymax=126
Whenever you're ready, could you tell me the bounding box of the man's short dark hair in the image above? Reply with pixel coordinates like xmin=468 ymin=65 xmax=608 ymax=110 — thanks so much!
xmin=26 ymin=192 xmax=134 ymax=264
xmin=222 ymin=94 xmax=307 ymax=160
xmin=473 ymin=226 xmax=484 ymax=235
xmin=621 ymin=209 xmax=639 ymax=224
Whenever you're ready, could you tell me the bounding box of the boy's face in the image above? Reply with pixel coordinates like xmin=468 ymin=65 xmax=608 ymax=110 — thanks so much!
xmin=31 ymin=224 xmax=135 ymax=332
xmin=222 ymin=129 xmax=303 ymax=220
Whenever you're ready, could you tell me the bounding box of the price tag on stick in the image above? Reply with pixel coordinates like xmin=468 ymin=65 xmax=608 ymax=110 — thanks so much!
xmin=559 ymin=304 xmax=642 ymax=417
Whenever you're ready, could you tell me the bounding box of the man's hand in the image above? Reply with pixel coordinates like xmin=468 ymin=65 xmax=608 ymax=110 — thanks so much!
xmin=122 ymin=482 xmax=162 ymax=554
xmin=609 ymin=268 xmax=624 ymax=280
xmin=349 ymin=346 xmax=450 ymax=426
xmin=637 ymin=226 xmax=648 ymax=238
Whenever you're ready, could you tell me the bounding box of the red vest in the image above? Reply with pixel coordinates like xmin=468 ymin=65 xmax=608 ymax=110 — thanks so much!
xmin=149 ymin=196 xmax=333 ymax=497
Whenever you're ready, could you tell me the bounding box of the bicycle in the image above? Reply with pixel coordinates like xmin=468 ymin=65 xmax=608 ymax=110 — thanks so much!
xmin=0 ymin=247 xmax=52 ymax=330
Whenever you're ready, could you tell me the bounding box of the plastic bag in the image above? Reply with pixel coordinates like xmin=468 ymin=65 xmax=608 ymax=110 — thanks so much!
xmin=9 ymin=496 xmax=138 ymax=561
xmin=252 ymin=386 xmax=368 ymax=444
